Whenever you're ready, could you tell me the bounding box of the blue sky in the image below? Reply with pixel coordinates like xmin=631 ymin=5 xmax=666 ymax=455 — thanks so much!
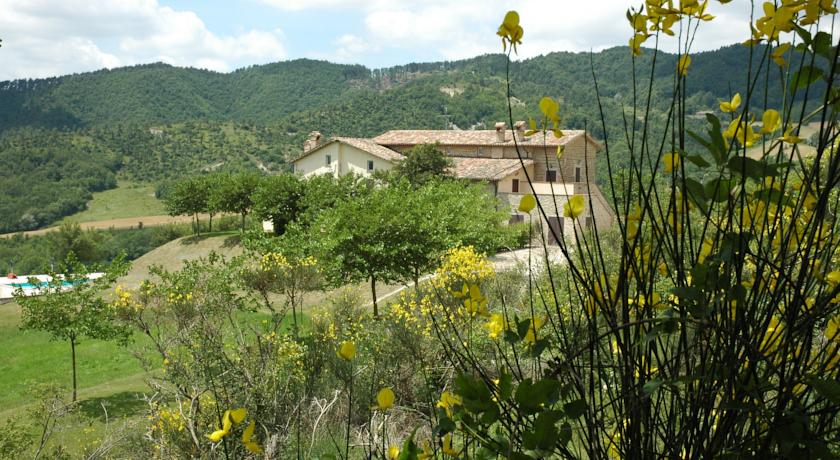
xmin=0 ymin=0 xmax=757 ymax=81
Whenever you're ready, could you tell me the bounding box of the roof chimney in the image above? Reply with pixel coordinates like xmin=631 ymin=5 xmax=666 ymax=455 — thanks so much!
xmin=303 ymin=131 xmax=322 ymax=152
xmin=514 ymin=121 xmax=526 ymax=141
xmin=494 ymin=122 xmax=506 ymax=142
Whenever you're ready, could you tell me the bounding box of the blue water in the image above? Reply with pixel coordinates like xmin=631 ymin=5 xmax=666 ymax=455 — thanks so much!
xmin=10 ymin=280 xmax=85 ymax=289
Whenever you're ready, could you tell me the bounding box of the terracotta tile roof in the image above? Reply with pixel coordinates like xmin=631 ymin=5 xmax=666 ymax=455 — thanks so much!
xmin=450 ymin=158 xmax=534 ymax=181
xmin=292 ymin=137 xmax=404 ymax=163
xmin=372 ymin=129 xmax=588 ymax=147
xmin=332 ymin=137 xmax=405 ymax=162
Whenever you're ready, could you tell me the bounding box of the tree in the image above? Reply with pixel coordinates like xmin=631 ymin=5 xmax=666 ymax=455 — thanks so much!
xmin=203 ymin=174 xmax=225 ymax=233
xmin=392 ymin=143 xmax=452 ymax=186
xmin=17 ymin=254 xmax=131 ymax=402
xmin=402 ymin=179 xmax=514 ymax=286
xmin=163 ymin=177 xmax=207 ymax=235
xmin=313 ymin=178 xmax=513 ymax=315
xmin=217 ymin=173 xmax=261 ymax=231
xmin=297 ymin=173 xmax=373 ymax=226
xmin=313 ymin=185 xmax=410 ymax=317
xmin=46 ymin=223 xmax=102 ymax=264
xmin=251 ymin=173 xmax=302 ymax=236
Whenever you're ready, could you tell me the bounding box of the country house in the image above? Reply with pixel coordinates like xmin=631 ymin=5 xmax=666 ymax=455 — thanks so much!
xmin=290 ymin=122 xmax=615 ymax=243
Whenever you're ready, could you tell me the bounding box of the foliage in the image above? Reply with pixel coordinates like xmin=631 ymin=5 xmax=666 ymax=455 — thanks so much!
xmin=0 ymin=224 xmax=191 ymax=275
xmin=296 ymin=173 xmax=373 ymax=226
xmin=421 ymin=5 xmax=840 ymax=459
xmin=163 ymin=175 xmax=209 ymax=234
xmin=0 ymin=128 xmax=118 ymax=233
xmin=392 ymin=143 xmax=453 ymax=186
xmin=17 ymin=254 xmax=132 ymax=401
xmin=251 ymin=173 xmax=303 ymax=236
xmin=216 ymin=172 xmax=261 ymax=231
xmin=312 ymin=178 xmax=512 ymax=316
xmin=0 ymin=417 xmax=32 ymax=460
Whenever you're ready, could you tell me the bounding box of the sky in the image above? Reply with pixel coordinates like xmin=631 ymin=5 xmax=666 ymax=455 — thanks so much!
xmin=0 ymin=0 xmax=757 ymax=81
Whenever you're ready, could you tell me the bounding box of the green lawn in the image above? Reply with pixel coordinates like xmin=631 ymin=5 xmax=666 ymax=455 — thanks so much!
xmin=0 ymin=301 xmax=148 ymax=412
xmin=59 ymin=181 xmax=166 ymax=224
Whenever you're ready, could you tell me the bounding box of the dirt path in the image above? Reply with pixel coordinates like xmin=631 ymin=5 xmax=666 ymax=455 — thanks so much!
xmin=0 ymin=214 xmax=211 ymax=239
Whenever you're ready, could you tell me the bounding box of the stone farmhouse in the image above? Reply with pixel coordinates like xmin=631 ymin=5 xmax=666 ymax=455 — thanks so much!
xmin=290 ymin=122 xmax=615 ymax=243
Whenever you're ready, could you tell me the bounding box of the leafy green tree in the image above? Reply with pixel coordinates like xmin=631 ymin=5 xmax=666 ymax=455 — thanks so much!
xmin=46 ymin=222 xmax=102 ymax=264
xmin=314 ymin=178 xmax=512 ymax=315
xmin=251 ymin=173 xmax=302 ymax=236
xmin=217 ymin=173 xmax=261 ymax=231
xmin=17 ymin=254 xmax=131 ymax=402
xmin=392 ymin=143 xmax=452 ymax=186
xmin=297 ymin=173 xmax=373 ymax=226
xmin=402 ymin=179 xmax=514 ymax=286
xmin=313 ymin=185 xmax=410 ymax=317
xmin=421 ymin=179 xmax=517 ymax=254
xmin=163 ymin=176 xmax=207 ymax=235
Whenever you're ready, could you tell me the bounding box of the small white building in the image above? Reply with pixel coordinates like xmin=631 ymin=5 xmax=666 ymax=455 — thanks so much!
xmin=292 ymin=133 xmax=405 ymax=178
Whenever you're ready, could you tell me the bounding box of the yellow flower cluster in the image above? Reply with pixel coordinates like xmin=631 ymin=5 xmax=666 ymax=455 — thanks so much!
xmin=260 ymin=252 xmax=290 ymax=271
xmin=432 ymin=246 xmax=494 ymax=292
xmin=274 ymin=334 xmax=306 ymax=377
xmin=166 ymin=291 xmax=193 ymax=304
xmin=436 ymin=391 xmax=462 ymax=417
xmin=749 ymin=0 xmax=836 ymax=44
xmin=387 ymin=291 xmax=443 ymax=338
xmin=112 ymin=284 xmax=143 ymax=313
xmin=627 ymin=1 xmax=715 ymax=56
xmin=261 ymin=252 xmax=318 ymax=272
xmin=496 ymin=11 xmax=523 ymax=53
xmin=154 ymin=406 xmax=186 ymax=433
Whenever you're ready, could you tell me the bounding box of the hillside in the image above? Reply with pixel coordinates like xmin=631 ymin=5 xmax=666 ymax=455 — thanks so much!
xmin=0 ymin=44 xmax=796 ymax=232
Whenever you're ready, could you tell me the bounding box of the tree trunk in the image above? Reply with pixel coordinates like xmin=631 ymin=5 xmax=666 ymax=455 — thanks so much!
xmin=70 ymin=337 xmax=77 ymax=402
xmin=208 ymin=213 xmax=214 ymax=233
xmin=241 ymin=213 xmax=246 ymax=232
xmin=371 ymin=276 xmax=378 ymax=318
xmin=413 ymin=267 xmax=420 ymax=289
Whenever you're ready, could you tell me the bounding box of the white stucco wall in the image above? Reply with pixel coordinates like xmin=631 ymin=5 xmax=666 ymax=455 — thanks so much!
xmin=293 ymin=142 xmax=396 ymax=178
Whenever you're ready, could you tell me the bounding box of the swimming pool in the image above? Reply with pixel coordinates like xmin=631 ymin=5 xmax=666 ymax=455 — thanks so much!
xmin=9 ymin=280 xmax=81 ymax=289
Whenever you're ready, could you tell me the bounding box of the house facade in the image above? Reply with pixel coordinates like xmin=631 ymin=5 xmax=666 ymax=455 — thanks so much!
xmin=290 ymin=122 xmax=615 ymax=243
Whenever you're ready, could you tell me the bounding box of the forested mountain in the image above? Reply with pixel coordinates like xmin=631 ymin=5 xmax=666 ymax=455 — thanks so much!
xmin=0 ymin=44 xmax=795 ymax=232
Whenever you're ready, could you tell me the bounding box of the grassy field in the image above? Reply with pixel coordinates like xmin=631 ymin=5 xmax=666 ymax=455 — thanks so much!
xmin=59 ymin=181 xmax=166 ymax=225
xmin=0 ymin=301 xmax=148 ymax=412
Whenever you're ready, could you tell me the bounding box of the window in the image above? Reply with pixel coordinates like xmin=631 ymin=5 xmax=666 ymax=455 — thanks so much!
xmin=367 ymin=160 xmax=374 ymax=171
xmin=477 ymin=148 xmax=485 ymax=157
xmin=326 ymin=154 xmax=332 ymax=166
xmin=575 ymin=165 xmax=582 ymax=182
xmin=512 ymin=178 xmax=520 ymax=193
xmin=585 ymin=217 xmax=593 ymax=229
xmin=546 ymin=169 xmax=557 ymax=182
xmin=509 ymin=214 xmax=525 ymax=225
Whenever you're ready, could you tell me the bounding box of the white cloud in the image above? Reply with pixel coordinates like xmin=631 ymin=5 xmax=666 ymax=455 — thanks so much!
xmin=329 ymin=34 xmax=375 ymax=62
xmin=0 ymin=0 xmax=287 ymax=80
xmin=302 ymin=0 xmax=758 ymax=66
